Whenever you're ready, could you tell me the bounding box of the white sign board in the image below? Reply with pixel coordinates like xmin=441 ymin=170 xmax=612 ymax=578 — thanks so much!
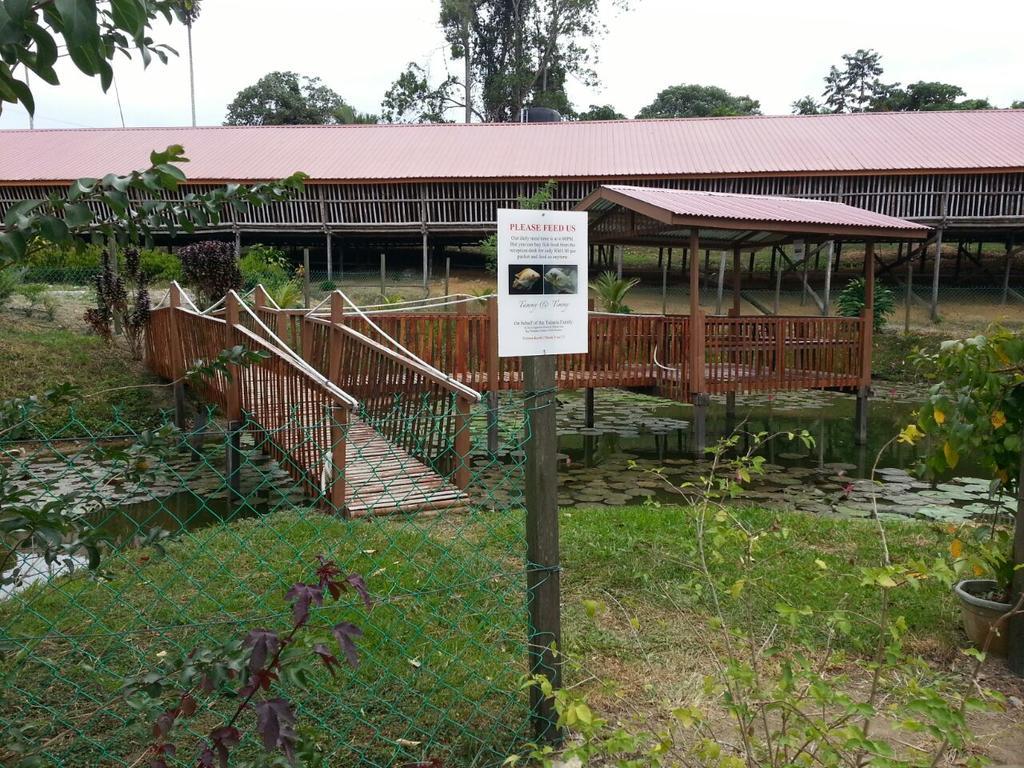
xmin=497 ymin=209 xmax=589 ymax=358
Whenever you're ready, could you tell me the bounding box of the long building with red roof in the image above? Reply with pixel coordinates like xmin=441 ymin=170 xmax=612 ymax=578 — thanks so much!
xmin=1 ymin=110 xmax=1022 ymax=272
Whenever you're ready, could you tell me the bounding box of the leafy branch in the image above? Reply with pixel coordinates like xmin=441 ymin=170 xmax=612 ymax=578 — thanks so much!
xmin=127 ymin=556 xmax=372 ymax=767
xmin=1 ymin=145 xmax=307 ymax=265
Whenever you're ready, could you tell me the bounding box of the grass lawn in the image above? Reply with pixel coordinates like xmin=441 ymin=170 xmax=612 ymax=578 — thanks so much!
xmin=2 ymin=499 xmax=972 ymax=767
xmin=871 ymin=329 xmax=946 ymax=383
xmin=0 ymin=310 xmax=173 ymax=434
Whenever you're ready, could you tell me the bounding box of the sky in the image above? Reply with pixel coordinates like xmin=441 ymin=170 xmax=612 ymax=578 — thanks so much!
xmin=2 ymin=0 xmax=1022 ymax=130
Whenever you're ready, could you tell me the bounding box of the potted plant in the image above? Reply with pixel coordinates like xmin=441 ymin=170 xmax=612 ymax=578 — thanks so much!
xmin=914 ymin=329 xmax=1023 ymax=665
xmin=947 ymin=520 xmax=1014 ymax=656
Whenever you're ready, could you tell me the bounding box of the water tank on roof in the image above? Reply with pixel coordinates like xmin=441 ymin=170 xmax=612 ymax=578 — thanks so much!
xmin=520 ymin=107 xmax=562 ymax=123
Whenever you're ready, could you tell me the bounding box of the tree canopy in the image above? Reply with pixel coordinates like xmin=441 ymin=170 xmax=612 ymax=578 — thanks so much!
xmin=575 ymin=104 xmax=626 ymax=121
xmin=872 ymin=81 xmax=993 ymax=111
xmin=798 ymin=50 xmax=997 ymax=114
xmin=384 ymin=0 xmax=626 ymax=123
xmin=225 ymin=71 xmax=376 ymax=126
xmin=635 ymin=84 xmax=761 ymax=119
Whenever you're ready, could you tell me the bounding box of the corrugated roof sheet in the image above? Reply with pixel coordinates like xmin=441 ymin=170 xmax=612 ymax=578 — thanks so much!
xmin=2 ymin=110 xmax=1023 ymax=183
xmin=594 ymin=185 xmax=932 ymax=233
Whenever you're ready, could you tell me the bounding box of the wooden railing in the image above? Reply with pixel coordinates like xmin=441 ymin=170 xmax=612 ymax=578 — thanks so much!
xmin=145 ymin=286 xmax=357 ymax=508
xmin=254 ymin=290 xmax=480 ymax=489
xmin=337 ymin=302 xmax=678 ymax=393
xmin=331 ymin=300 xmax=863 ymax=397
xmin=702 ymin=315 xmax=863 ymax=394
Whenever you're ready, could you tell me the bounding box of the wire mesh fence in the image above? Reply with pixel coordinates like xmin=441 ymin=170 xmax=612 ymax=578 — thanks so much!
xmin=0 ymin=391 xmax=541 ymax=766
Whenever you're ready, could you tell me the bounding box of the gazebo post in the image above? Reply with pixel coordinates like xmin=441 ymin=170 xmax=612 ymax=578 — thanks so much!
xmin=661 ymin=250 xmax=668 ymax=315
xmin=689 ymin=231 xmax=707 ymax=455
xmin=929 ymin=227 xmax=944 ymax=322
xmin=855 ymin=241 xmax=875 ymax=446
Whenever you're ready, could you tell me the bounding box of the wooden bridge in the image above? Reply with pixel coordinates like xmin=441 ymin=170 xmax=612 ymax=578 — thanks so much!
xmin=145 ymin=284 xmax=478 ymax=517
xmin=145 ymin=283 xmax=867 ymax=516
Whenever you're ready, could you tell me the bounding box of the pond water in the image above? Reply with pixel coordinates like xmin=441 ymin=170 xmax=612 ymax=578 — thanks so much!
xmin=6 ymin=384 xmax=1014 ymax=599
xmin=536 ymin=385 xmax=1012 ymax=522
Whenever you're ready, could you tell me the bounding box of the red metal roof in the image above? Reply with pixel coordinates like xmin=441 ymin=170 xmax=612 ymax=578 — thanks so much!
xmin=578 ymin=185 xmax=931 ymax=239
xmin=2 ymin=110 xmax=1023 ymax=183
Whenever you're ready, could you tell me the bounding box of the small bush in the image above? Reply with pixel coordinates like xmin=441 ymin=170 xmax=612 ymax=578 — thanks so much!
xmin=0 ymin=265 xmax=24 ymax=306
xmin=589 ymin=271 xmax=639 ymax=313
xmin=267 ymin=280 xmax=303 ymax=308
xmin=319 ymin=279 xmax=337 ymax=292
xmin=17 ymin=283 xmax=48 ymax=316
xmin=138 ymin=250 xmax=182 ymax=283
xmin=179 ymin=240 xmax=241 ymax=304
xmin=836 ymin=277 xmax=895 ymax=328
xmin=239 ymin=244 xmax=291 ymax=289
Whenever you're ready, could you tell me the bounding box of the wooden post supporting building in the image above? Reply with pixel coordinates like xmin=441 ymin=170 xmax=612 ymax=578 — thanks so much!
xmin=855 ymin=242 xmax=875 ymax=445
xmin=929 ymin=228 xmax=944 ymax=322
xmin=689 ymin=231 xmax=708 ymax=455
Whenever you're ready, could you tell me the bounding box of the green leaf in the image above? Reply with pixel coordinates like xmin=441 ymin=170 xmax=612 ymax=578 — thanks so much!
xmin=62 ymin=203 xmax=93 ymax=228
xmin=110 ymin=0 xmax=146 ymax=36
xmin=54 ymin=0 xmax=106 ymax=78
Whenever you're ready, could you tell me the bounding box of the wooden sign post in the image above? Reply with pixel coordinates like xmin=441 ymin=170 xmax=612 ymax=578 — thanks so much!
xmin=523 ymin=353 xmax=561 ymax=742
xmin=496 ymin=208 xmax=588 ymax=743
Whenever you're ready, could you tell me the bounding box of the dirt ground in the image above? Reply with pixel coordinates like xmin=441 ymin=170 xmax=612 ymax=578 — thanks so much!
xmin=569 ymin=598 xmax=1024 ymax=767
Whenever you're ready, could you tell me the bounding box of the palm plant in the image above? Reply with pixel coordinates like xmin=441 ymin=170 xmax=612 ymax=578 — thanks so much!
xmin=589 ymin=271 xmax=640 ymax=314
xmin=835 ymin=277 xmax=895 ymax=328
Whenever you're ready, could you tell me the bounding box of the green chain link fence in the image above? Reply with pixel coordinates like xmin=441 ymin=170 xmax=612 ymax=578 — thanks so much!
xmin=1 ymin=389 xmax=544 ymax=766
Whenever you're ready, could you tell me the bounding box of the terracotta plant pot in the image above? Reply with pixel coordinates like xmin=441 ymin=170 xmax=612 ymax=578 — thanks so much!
xmin=953 ymin=579 xmax=1011 ymax=657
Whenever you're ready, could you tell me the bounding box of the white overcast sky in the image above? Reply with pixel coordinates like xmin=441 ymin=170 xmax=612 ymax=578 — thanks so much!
xmin=2 ymin=0 xmax=1022 ymax=130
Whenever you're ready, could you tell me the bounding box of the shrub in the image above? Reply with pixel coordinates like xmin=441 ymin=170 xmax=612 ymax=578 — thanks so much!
xmin=16 ymin=283 xmax=48 ymax=316
xmin=83 ymin=248 xmax=151 ymax=359
xmin=319 ymin=279 xmax=337 ymax=292
xmin=24 ymin=243 xmax=103 ymax=283
xmin=24 ymin=244 xmax=181 ymax=285
xmin=836 ymin=277 xmax=896 ymax=328
xmin=0 ymin=265 xmax=24 ymax=306
xmin=588 ymin=271 xmax=639 ymax=313
xmin=239 ymin=244 xmax=291 ymax=289
xmin=266 ymin=280 xmax=303 ymax=308
xmin=179 ymin=240 xmax=241 ymax=304
xmin=138 ymin=249 xmax=182 ymax=283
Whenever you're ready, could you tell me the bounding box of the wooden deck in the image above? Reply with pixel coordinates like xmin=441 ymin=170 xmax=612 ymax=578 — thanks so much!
xmin=147 ymin=284 xmax=871 ymax=517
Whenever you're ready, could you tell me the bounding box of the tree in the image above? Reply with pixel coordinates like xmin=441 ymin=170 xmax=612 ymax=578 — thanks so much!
xmin=791 ymin=96 xmax=824 ymax=115
xmin=381 ymin=63 xmax=460 ymax=123
xmin=1014 ymin=100 xmax=1024 ymax=110
xmin=225 ymin=71 xmax=375 ymax=126
xmin=576 ymin=104 xmax=625 ymax=121
xmin=176 ymin=0 xmax=201 ymax=126
xmin=636 ymin=84 xmax=761 ymax=119
xmin=870 ymin=81 xmax=993 ymax=112
xmin=384 ymin=0 xmax=626 ymax=123
xmin=821 ymin=49 xmax=891 ymax=113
